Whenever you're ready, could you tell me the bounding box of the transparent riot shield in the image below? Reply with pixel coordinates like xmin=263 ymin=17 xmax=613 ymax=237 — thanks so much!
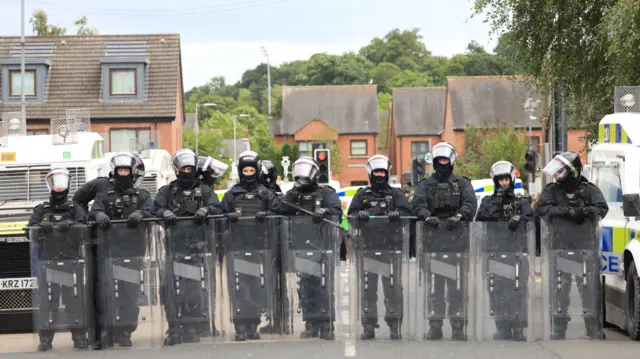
xmin=473 ymin=221 xmax=535 ymax=341
xmin=162 ymin=218 xmax=216 ymax=345
xmin=30 ymin=224 xmax=94 ymax=352
xmin=541 ymin=217 xmax=603 ymax=340
xmin=416 ymin=222 xmax=472 ymax=341
xmin=281 ymin=216 xmax=343 ymax=341
xmin=217 ymin=216 xmax=281 ymax=342
xmin=96 ymin=221 xmax=162 ymax=348
xmin=347 ymin=217 xmax=411 ymax=341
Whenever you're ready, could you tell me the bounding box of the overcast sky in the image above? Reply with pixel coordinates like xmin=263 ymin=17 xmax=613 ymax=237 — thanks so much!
xmin=0 ymin=0 xmax=497 ymax=90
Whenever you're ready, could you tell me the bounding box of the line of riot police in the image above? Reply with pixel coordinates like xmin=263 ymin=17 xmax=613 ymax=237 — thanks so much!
xmin=24 ymin=142 xmax=608 ymax=352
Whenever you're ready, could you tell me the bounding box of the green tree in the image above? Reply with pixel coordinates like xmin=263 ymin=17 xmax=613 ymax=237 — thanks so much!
xmin=29 ymin=9 xmax=66 ymax=35
xmin=456 ymin=123 xmax=528 ymax=183
xmin=359 ymin=28 xmax=431 ymax=71
xmin=303 ymin=52 xmax=374 ymax=85
xmin=371 ymin=62 xmax=401 ymax=93
xmin=74 ymin=16 xmax=98 ymax=35
xmin=386 ymin=70 xmax=433 ymax=88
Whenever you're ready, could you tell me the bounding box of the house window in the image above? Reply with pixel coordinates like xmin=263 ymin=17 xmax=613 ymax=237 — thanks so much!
xmin=298 ymin=141 xmax=311 ymax=157
xmin=110 ymin=128 xmax=150 ymax=152
xmin=109 ymin=69 xmax=137 ymax=96
xmin=411 ymin=141 xmax=429 ymax=160
xmin=350 ymin=140 xmax=367 ymax=156
xmin=9 ymin=69 xmax=36 ymax=97
xmin=528 ymin=136 xmax=541 ymax=151
xmin=27 ymin=129 xmax=48 ymax=135
xmin=350 ymin=181 xmax=369 ymax=186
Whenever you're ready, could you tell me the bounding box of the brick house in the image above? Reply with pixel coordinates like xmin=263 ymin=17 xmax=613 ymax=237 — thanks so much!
xmin=387 ymin=76 xmax=587 ymax=185
xmin=0 ymin=34 xmax=184 ymax=154
xmin=270 ymin=85 xmax=379 ymax=186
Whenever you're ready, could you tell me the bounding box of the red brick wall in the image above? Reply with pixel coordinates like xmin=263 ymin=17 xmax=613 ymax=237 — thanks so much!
xmin=394 ymin=135 xmax=441 ymax=184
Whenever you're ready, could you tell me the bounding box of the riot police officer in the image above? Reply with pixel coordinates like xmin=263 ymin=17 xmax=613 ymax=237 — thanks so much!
xmin=153 ymin=149 xmax=224 ymax=345
xmin=279 ymin=156 xmax=343 ymax=340
xmin=198 ymin=155 xmax=229 ymax=188
xmin=28 ymin=168 xmax=88 ymax=351
xmin=73 ymin=154 xmax=144 ymax=211
xmin=220 ymin=151 xmax=282 ymax=341
xmin=411 ymin=142 xmax=477 ymax=340
xmin=89 ymin=153 xmax=152 ymax=347
xmin=475 ymin=160 xmax=534 ymax=341
xmin=261 ymin=160 xmax=283 ymax=195
xmin=348 ymin=154 xmax=412 ymax=340
xmin=536 ymin=152 xmax=608 ymax=339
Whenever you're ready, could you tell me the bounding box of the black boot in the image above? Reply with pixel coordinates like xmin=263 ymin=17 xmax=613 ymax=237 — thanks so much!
xmin=451 ymin=321 xmax=466 ymax=341
xmin=71 ymin=332 xmax=88 ymax=350
xmin=300 ymin=320 xmax=318 ymax=339
xmin=388 ymin=320 xmax=401 ymax=340
xmin=247 ymin=324 xmax=261 ymax=340
xmin=37 ymin=334 xmax=53 ymax=352
xmin=512 ymin=328 xmax=526 ymax=341
xmin=318 ymin=321 xmax=335 ymax=340
xmin=182 ymin=326 xmax=200 ymax=343
xmin=360 ymin=324 xmax=376 ymax=340
xmin=425 ymin=320 xmax=443 ymax=340
xmin=116 ymin=332 xmax=133 ymax=347
xmin=235 ymin=325 xmax=247 ymax=341
xmin=493 ymin=322 xmax=511 ymax=340
xmin=164 ymin=327 xmax=182 ymax=346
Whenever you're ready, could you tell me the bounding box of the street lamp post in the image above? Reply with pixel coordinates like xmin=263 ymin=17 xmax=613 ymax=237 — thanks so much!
xmin=260 ymin=47 xmax=272 ymax=117
xmin=523 ymin=97 xmax=542 ymax=192
xmin=232 ymin=114 xmax=250 ymax=183
xmin=195 ymin=102 xmax=216 ymax=155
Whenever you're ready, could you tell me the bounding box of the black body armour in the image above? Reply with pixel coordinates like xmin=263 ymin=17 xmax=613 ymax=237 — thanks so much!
xmin=296 ymin=188 xmax=324 ymax=215
xmin=42 ymin=200 xmax=76 ymax=223
xmin=559 ymin=185 xmax=590 ymax=209
xmin=107 ymin=190 xmax=139 ymax=219
xmin=171 ymin=187 xmax=203 ymax=216
xmin=361 ymin=189 xmax=394 ymax=216
xmin=428 ymin=180 xmax=461 ymax=218
xmin=234 ymin=190 xmax=267 ymax=216
xmin=501 ymin=196 xmax=522 ymax=219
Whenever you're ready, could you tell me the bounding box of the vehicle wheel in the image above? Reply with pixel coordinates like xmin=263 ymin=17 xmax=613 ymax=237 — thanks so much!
xmin=625 ymin=261 xmax=640 ymax=340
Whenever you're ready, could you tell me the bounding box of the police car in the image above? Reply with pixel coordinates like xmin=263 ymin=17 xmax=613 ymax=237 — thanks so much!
xmin=587 ymin=111 xmax=640 ymax=339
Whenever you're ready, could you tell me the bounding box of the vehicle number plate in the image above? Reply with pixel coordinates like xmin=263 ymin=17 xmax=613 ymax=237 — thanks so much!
xmin=0 ymin=277 xmax=35 ymax=290
xmin=0 ymin=152 xmax=16 ymax=162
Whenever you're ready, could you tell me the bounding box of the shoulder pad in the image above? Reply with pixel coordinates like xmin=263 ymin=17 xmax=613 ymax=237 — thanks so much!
xmin=137 ymin=188 xmax=150 ymax=196
xmin=544 ymin=182 xmax=556 ymax=188
xmin=356 ymin=187 xmax=369 ymax=193
xmin=458 ymin=176 xmax=471 ymax=182
xmin=418 ymin=178 xmax=428 ymax=184
xmin=322 ymin=185 xmax=337 ymax=192
xmin=34 ymin=203 xmax=46 ymax=211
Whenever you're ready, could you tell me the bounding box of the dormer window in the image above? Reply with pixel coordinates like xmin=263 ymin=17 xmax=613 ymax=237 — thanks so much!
xmin=109 ymin=68 xmax=137 ymax=96
xmin=9 ymin=69 xmax=36 ymax=97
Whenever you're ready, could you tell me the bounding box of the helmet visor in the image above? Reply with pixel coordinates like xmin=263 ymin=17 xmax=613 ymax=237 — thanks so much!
xmin=543 ymin=155 xmax=573 ymax=181
xmin=490 ymin=162 xmax=515 ymax=180
xmin=46 ymin=172 xmax=70 ymax=192
xmin=111 ymin=154 xmax=135 ymax=171
xmin=173 ymin=151 xmax=197 ymax=170
xmin=293 ymin=160 xmax=319 ymax=180
xmin=365 ymin=156 xmax=391 ymax=176
xmin=432 ymin=145 xmax=457 ymax=164
xmin=207 ymin=158 xmax=229 ymax=178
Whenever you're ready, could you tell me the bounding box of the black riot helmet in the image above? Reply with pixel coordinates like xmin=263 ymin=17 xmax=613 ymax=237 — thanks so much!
xmin=198 ymin=156 xmax=229 ymax=187
xmin=46 ymin=167 xmax=71 ymax=205
xmin=237 ymin=150 xmax=261 ymax=186
xmin=261 ymin=160 xmax=278 ymax=186
xmin=431 ymin=142 xmax=457 ymax=179
xmin=490 ymin=160 xmax=516 ymax=193
xmin=365 ymin=154 xmax=391 ymax=191
xmin=173 ymin=149 xmax=198 ymax=189
xmin=543 ymin=151 xmax=582 ymax=186
xmin=293 ymin=156 xmax=319 ymax=182
xmin=110 ymin=152 xmax=146 ymax=190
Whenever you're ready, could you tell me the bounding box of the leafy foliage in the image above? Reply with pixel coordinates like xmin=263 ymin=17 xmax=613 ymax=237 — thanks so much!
xmin=456 ymin=123 xmax=528 ymax=182
xmin=472 ymin=0 xmax=640 ymax=141
xmin=30 ymin=10 xmax=98 ymax=36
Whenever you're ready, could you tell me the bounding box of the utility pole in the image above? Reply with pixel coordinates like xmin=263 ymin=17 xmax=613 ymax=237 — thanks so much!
xmin=261 ymin=47 xmax=271 ymax=117
xmin=20 ymin=0 xmax=26 ymax=118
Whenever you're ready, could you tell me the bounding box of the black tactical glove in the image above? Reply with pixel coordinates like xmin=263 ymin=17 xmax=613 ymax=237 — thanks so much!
xmin=227 ymin=212 xmax=239 ymax=223
xmin=58 ymin=220 xmax=73 ymax=233
xmin=566 ymin=207 xmax=585 ymax=224
xmin=194 ymin=207 xmax=208 ymax=225
xmin=255 ymin=211 xmax=267 ymax=222
xmin=583 ymin=206 xmax=599 ymax=220
xmin=284 ymin=188 xmax=300 ymax=203
xmin=388 ymin=211 xmax=400 ymax=222
xmin=162 ymin=210 xmax=177 ymax=226
xmin=40 ymin=220 xmax=54 ymax=233
xmin=446 ymin=214 xmax=462 ymax=230
xmin=127 ymin=211 xmax=144 ymax=228
xmin=313 ymin=208 xmax=329 ymax=224
xmin=416 ymin=210 xmax=430 ymax=221
xmin=95 ymin=212 xmax=111 ymax=230
xmin=357 ymin=211 xmax=370 ymax=221
xmin=548 ymin=206 xmax=569 ymax=218
xmin=426 ymin=216 xmax=439 ymax=228
xmin=508 ymin=215 xmax=521 ymax=231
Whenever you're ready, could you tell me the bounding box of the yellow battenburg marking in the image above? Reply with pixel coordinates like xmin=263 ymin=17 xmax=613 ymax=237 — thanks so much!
xmin=0 ymin=221 xmax=29 ymax=235
xmin=612 ymin=227 xmax=627 ymax=253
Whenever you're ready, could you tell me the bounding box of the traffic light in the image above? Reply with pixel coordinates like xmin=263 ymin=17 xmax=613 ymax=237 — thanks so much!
xmin=525 ymin=150 xmax=536 ymax=173
xmin=314 ymin=149 xmax=330 ymax=184
xmin=412 ymin=157 xmax=426 ymax=185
